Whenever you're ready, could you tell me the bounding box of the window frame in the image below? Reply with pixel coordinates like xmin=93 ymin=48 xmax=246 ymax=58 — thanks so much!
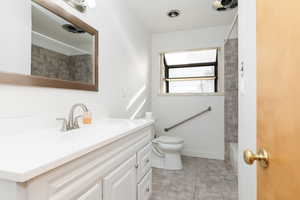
xmin=162 ymin=48 xmax=219 ymax=94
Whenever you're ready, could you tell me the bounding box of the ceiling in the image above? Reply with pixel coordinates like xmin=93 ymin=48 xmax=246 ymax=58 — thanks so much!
xmin=126 ymin=0 xmax=237 ymax=33
xmin=32 ymin=2 xmax=94 ymax=54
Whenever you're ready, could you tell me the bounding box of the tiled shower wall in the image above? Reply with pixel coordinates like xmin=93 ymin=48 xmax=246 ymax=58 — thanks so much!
xmin=224 ymin=39 xmax=238 ymax=162
xmin=31 ymin=45 xmax=93 ymax=84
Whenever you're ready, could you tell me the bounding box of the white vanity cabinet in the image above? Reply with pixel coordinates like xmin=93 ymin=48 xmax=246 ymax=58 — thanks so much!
xmin=1 ymin=125 xmax=154 ymax=200
xmin=137 ymin=144 xmax=152 ymax=182
xmin=137 ymin=170 xmax=152 ymax=200
xmin=77 ymin=183 xmax=102 ymax=200
xmin=103 ymin=155 xmax=137 ymax=200
xmin=103 ymin=139 xmax=153 ymax=200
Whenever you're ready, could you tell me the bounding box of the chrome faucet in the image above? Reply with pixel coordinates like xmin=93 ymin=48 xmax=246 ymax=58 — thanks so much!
xmin=57 ymin=103 xmax=89 ymax=132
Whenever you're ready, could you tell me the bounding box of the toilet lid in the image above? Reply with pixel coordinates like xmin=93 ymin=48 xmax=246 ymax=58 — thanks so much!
xmin=156 ymin=136 xmax=184 ymax=144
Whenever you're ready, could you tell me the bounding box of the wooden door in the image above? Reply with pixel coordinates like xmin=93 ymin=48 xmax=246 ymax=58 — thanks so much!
xmin=103 ymin=155 xmax=137 ymax=200
xmin=257 ymin=0 xmax=300 ymax=199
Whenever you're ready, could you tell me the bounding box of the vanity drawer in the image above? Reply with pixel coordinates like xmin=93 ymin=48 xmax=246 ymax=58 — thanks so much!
xmin=137 ymin=143 xmax=152 ymax=182
xmin=138 ymin=170 xmax=152 ymax=200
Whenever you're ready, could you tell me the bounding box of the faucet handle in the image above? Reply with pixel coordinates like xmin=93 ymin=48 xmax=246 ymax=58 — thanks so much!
xmin=56 ymin=118 xmax=68 ymax=132
xmin=73 ymin=115 xmax=83 ymax=129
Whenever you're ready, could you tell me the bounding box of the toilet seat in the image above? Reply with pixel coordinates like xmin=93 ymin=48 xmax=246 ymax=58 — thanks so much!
xmin=154 ymin=136 xmax=184 ymax=144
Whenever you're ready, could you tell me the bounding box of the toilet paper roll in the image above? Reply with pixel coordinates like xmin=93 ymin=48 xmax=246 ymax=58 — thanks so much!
xmin=145 ymin=112 xmax=153 ymax=120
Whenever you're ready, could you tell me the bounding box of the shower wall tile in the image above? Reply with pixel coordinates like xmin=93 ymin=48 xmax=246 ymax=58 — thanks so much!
xmin=69 ymin=55 xmax=93 ymax=84
xmin=31 ymin=45 xmax=72 ymax=81
xmin=224 ymin=39 xmax=238 ymax=163
xmin=31 ymin=45 xmax=92 ymax=84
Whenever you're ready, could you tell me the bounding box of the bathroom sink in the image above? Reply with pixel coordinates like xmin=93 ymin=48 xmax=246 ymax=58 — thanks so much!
xmin=0 ymin=118 xmax=154 ymax=182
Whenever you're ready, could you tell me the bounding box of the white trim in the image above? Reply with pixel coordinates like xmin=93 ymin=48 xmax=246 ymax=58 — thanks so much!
xmin=181 ymin=150 xmax=224 ymax=160
xmin=157 ymin=92 xmax=224 ymax=97
xmin=159 ymin=47 xmax=220 ymax=54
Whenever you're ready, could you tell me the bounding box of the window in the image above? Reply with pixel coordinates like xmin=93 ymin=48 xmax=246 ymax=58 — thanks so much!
xmin=161 ymin=49 xmax=218 ymax=94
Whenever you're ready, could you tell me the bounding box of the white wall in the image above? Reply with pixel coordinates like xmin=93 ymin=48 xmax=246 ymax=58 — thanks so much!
xmin=0 ymin=1 xmax=31 ymax=75
xmin=238 ymin=0 xmax=257 ymax=199
xmin=151 ymin=26 xmax=229 ymax=160
xmin=0 ymin=0 xmax=151 ymax=134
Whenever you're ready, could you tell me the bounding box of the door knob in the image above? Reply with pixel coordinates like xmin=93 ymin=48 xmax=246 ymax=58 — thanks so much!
xmin=243 ymin=149 xmax=269 ymax=168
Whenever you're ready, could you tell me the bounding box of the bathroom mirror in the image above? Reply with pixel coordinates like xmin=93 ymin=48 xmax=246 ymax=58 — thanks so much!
xmin=0 ymin=0 xmax=98 ymax=91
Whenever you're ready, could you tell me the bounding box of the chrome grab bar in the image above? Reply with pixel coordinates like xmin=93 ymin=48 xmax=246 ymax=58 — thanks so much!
xmin=164 ymin=106 xmax=212 ymax=132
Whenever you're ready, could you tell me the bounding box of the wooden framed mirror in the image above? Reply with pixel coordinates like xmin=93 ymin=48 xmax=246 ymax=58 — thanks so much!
xmin=0 ymin=0 xmax=98 ymax=91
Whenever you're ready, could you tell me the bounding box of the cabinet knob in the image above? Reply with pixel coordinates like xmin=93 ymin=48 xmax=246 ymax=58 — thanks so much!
xmin=135 ymin=164 xmax=139 ymax=169
xmin=146 ymin=187 xmax=150 ymax=192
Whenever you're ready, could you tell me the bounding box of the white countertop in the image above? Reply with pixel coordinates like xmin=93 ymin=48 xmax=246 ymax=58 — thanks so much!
xmin=0 ymin=118 xmax=154 ymax=182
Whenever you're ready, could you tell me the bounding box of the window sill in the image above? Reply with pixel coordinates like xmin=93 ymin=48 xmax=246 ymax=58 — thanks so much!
xmin=157 ymin=92 xmax=224 ymax=97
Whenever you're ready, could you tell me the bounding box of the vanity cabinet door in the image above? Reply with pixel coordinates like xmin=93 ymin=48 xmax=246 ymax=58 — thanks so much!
xmin=103 ymin=155 xmax=137 ymax=200
xmin=77 ymin=183 xmax=102 ymax=200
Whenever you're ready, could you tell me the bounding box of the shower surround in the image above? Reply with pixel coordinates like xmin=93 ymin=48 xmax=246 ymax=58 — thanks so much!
xmin=224 ymin=39 xmax=238 ymax=165
xmin=31 ymin=45 xmax=93 ymax=84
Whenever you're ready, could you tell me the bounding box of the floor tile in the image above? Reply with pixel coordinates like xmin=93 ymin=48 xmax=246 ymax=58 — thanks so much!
xmin=149 ymin=156 xmax=238 ymax=200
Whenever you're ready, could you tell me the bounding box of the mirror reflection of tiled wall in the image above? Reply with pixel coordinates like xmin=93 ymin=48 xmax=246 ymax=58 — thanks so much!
xmin=31 ymin=45 xmax=93 ymax=84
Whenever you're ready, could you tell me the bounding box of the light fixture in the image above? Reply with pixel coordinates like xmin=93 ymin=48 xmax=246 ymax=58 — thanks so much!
xmin=212 ymin=1 xmax=223 ymax=9
xmin=167 ymin=9 xmax=181 ymax=18
xmin=64 ymin=0 xmax=96 ymax=13
xmin=212 ymin=0 xmax=238 ymax=11
xmin=86 ymin=0 xmax=96 ymax=8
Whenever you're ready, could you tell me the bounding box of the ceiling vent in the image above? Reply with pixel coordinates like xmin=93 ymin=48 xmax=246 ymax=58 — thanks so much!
xmin=167 ymin=9 xmax=181 ymax=18
xmin=62 ymin=24 xmax=86 ymax=34
xmin=213 ymin=0 xmax=238 ymax=11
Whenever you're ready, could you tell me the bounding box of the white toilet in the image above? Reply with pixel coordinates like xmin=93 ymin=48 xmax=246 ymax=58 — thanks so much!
xmin=151 ymin=136 xmax=184 ymax=170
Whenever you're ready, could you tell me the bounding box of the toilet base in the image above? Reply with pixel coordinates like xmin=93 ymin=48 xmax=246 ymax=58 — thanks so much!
xmin=152 ymin=151 xmax=183 ymax=170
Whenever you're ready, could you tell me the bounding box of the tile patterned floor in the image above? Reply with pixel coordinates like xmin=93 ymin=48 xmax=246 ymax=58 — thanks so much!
xmin=150 ymin=156 xmax=238 ymax=200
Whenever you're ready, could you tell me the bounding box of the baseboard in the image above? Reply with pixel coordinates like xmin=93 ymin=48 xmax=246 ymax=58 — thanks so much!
xmin=181 ymin=150 xmax=224 ymax=160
